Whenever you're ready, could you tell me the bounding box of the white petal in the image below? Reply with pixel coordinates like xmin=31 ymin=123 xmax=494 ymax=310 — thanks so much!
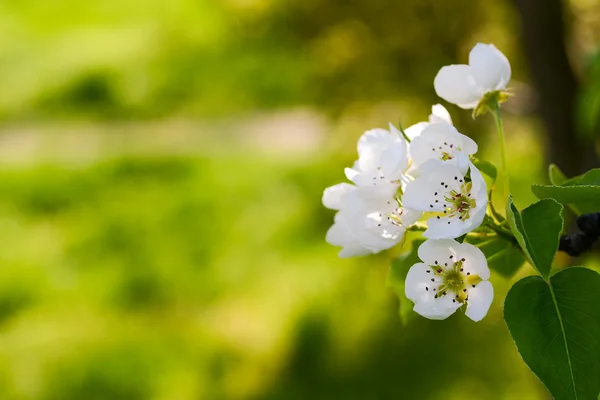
xmin=413 ymin=294 xmax=461 ymax=320
xmin=405 ymin=262 xmax=435 ymax=303
xmin=326 ymin=213 xmax=376 ymax=258
xmin=423 ymin=215 xmax=469 ymax=239
xmin=399 ymin=207 xmax=421 ymax=227
xmin=357 ymin=128 xmax=391 ymax=156
xmin=469 ymin=43 xmax=511 ymax=92
xmin=417 ymin=238 xmax=460 ymax=265
xmin=455 ymin=156 xmax=470 ymax=176
xmin=468 ymin=162 xmax=487 ymax=198
xmin=464 ymin=201 xmax=487 ymax=234
xmin=404 ymin=122 xmax=429 ymax=141
xmin=434 ymin=65 xmax=483 ymax=109
xmin=429 ymin=104 xmax=452 ymax=125
xmin=338 ymin=193 xmax=405 ymax=252
xmin=353 ymin=127 xmax=409 ymax=183
xmin=409 ymin=123 xmax=477 ymax=175
xmin=322 ymin=183 xmax=355 ymax=210
xmin=339 ymin=245 xmax=372 ymax=258
xmin=457 ymin=242 xmax=490 ymax=279
xmin=326 ymin=213 xmax=354 ymax=247
xmin=402 ymin=165 xmax=463 ymax=211
xmin=465 ymin=281 xmax=494 ymax=322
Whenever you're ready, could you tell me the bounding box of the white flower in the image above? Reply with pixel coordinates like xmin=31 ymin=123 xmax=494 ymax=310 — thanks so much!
xmin=405 ymin=239 xmax=494 ymax=321
xmin=323 ymin=183 xmax=420 ymax=258
xmin=344 ymin=124 xmax=410 ymax=194
xmin=402 ymin=163 xmax=487 ymax=239
xmin=408 ymin=123 xmax=478 ymax=176
xmin=404 ymin=103 xmax=453 ymax=141
xmin=434 ymin=43 xmax=511 ymax=109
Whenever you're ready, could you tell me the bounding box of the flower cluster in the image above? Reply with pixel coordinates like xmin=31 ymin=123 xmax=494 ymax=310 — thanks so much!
xmin=323 ymin=43 xmax=512 ymax=321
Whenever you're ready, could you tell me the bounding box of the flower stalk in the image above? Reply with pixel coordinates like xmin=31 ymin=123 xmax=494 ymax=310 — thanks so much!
xmin=492 ymin=100 xmax=510 ymax=200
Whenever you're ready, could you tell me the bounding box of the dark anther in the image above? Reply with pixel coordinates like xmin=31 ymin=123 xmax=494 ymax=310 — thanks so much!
xmin=431 ymin=278 xmax=435 ymax=282
xmin=461 ymin=258 xmax=465 ymax=261
xmin=463 ymin=289 xmax=467 ymax=292
xmin=434 ymin=192 xmax=438 ymax=196
xmin=434 ymin=261 xmax=438 ymax=264
xmin=425 ymin=287 xmax=429 ymax=291
xmin=437 ymin=269 xmax=442 ymax=273
xmin=449 ymin=255 xmax=453 ymax=259
xmin=472 ymin=284 xmax=476 ymax=288
xmin=437 ymin=216 xmax=440 ymax=219
xmin=467 ymin=272 xmax=471 ymax=275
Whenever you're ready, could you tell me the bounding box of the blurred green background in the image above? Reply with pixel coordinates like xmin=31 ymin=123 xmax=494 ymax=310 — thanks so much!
xmin=0 ymin=0 xmax=599 ymax=399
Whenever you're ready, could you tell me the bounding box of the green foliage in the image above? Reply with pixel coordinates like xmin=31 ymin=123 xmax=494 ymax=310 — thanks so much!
xmin=548 ymin=164 xmax=568 ymax=186
xmin=387 ymin=238 xmax=424 ymax=325
xmin=465 ymin=235 xmax=524 ymax=278
xmin=532 ymin=169 xmax=600 ymax=214
xmin=506 ymin=197 xmax=563 ymax=279
xmin=504 ymin=267 xmax=600 ymax=400
xmin=472 ymin=159 xmax=497 ymax=188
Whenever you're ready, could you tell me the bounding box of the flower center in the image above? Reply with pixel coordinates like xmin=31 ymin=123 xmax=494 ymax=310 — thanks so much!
xmin=431 ymin=178 xmax=476 ymax=222
xmin=426 ymin=256 xmax=482 ymax=304
xmin=431 ymin=141 xmax=462 ymax=162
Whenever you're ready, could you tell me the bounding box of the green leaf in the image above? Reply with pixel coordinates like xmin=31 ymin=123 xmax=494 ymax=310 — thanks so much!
xmin=387 ymin=239 xmax=424 ymax=325
xmin=548 ymin=164 xmax=568 ymax=186
xmin=466 ymin=236 xmax=525 ymax=278
xmin=533 ymin=168 xmax=600 ymax=214
xmin=532 ymin=185 xmax=599 ymax=214
xmin=504 ymin=267 xmax=600 ymax=400
xmin=506 ymin=197 xmax=563 ymax=279
xmin=564 ymin=168 xmax=600 ymax=186
xmin=472 ymin=159 xmax=497 ymax=187
xmin=456 ymin=233 xmax=467 ymax=243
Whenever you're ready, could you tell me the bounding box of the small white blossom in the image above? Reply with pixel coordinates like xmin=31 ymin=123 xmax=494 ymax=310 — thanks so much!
xmin=344 ymin=124 xmax=410 ymax=195
xmin=323 ymin=183 xmax=420 ymax=257
xmin=408 ymin=123 xmax=477 ymax=176
xmin=402 ymin=163 xmax=487 ymax=239
xmin=404 ymin=104 xmax=453 ymax=141
xmin=405 ymin=239 xmax=494 ymax=321
xmin=434 ymin=43 xmax=511 ymax=109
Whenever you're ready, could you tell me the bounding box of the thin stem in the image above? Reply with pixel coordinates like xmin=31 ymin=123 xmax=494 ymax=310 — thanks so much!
xmin=483 ymin=215 xmax=517 ymax=244
xmin=487 ymin=193 xmax=505 ymax=224
xmin=492 ymin=101 xmax=510 ymax=199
